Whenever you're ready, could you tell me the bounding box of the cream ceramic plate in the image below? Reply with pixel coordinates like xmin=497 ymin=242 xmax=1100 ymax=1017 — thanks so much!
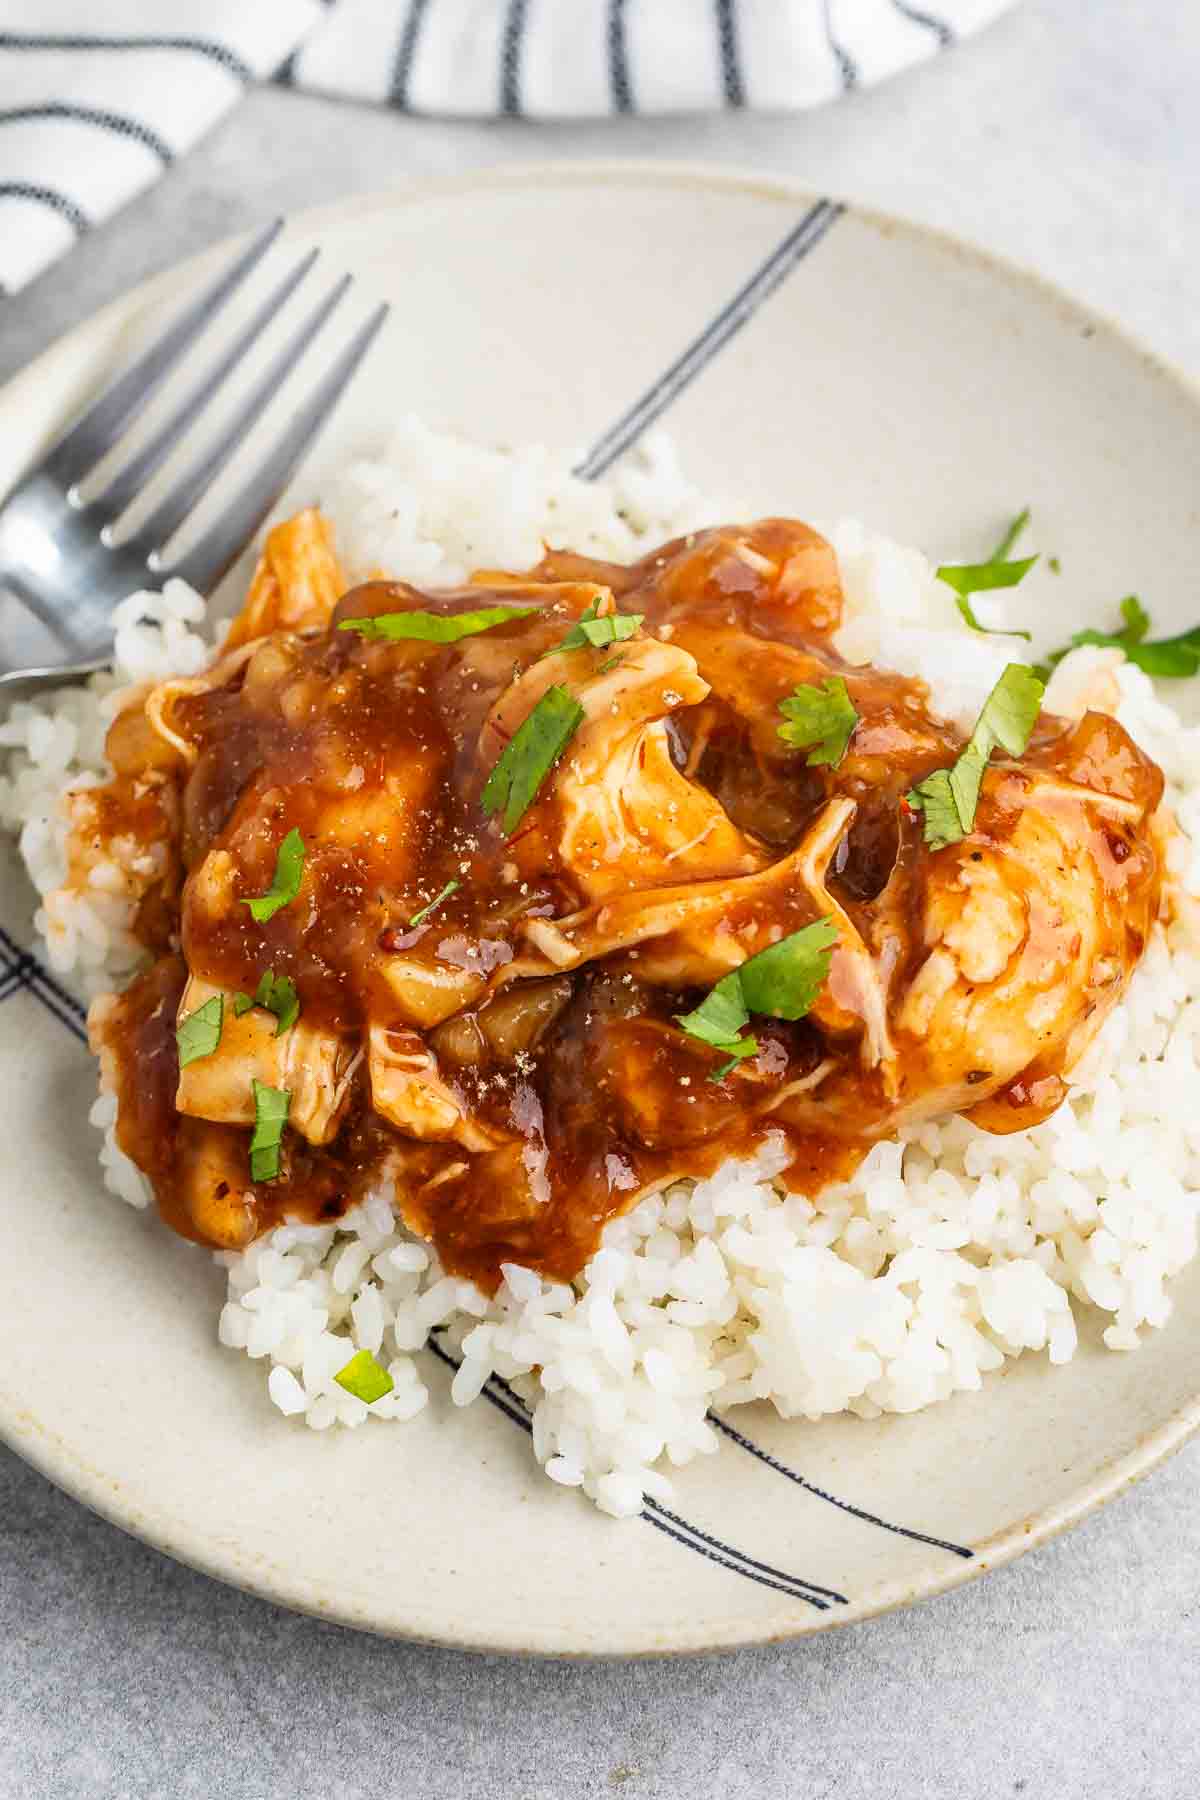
xmin=3 ymin=164 xmax=1200 ymax=1656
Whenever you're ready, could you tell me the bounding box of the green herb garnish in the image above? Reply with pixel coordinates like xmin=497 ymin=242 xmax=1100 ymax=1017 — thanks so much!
xmin=777 ymin=676 xmax=858 ymax=767
xmin=334 ymin=1349 xmax=395 ymax=1405
xmin=234 ymin=969 xmax=299 ymax=1035
xmin=676 ymin=977 xmax=761 ymax=1074
xmin=676 ymin=917 xmax=839 ymax=1080
xmin=338 ymin=604 xmax=536 ymax=644
xmin=940 ymin=508 xmax=1036 ymax=638
xmin=242 ymin=828 xmax=306 ymax=923
xmin=408 ymin=879 xmax=461 ymax=927
xmin=990 ymin=508 xmax=1031 ymax=563
xmin=1037 ymin=595 xmax=1200 ymax=681
xmin=907 ymin=663 xmax=1044 ymax=850
xmin=548 ymin=599 xmax=644 ymax=657
xmin=176 ymin=994 xmax=223 ymax=1068
xmin=481 ymin=684 xmax=585 ymax=835
xmin=249 ymin=1079 xmax=290 ymax=1182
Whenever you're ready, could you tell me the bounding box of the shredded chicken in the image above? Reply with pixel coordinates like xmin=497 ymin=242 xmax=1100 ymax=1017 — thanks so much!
xmin=81 ymin=512 xmax=1166 ymax=1288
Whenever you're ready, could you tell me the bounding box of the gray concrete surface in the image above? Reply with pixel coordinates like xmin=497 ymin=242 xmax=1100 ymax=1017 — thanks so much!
xmin=2 ymin=2 xmax=1199 ymax=1794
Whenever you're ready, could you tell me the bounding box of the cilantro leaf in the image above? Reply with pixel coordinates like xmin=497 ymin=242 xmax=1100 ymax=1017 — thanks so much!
xmin=242 ymin=828 xmax=305 ymax=923
xmin=777 ymin=677 xmax=859 ymax=767
xmin=907 ymin=663 xmax=1044 ymax=850
xmin=1116 ymin=595 xmax=1150 ymax=644
xmin=549 ymin=600 xmax=644 ymax=656
xmin=953 ymin=593 xmax=1034 ymax=639
xmin=737 ymin=917 xmax=840 ymax=1019
xmin=176 ymin=994 xmax=223 ymax=1068
xmin=408 ymin=878 xmax=461 ymax=927
xmin=989 ymin=507 xmax=1031 ymax=563
xmin=938 ymin=555 xmax=1038 ymax=601
xmin=338 ymin=604 xmax=536 ymax=644
xmin=675 ymin=974 xmax=757 ymax=1063
xmin=903 ymin=768 xmax=960 ymax=851
xmin=481 ymin=685 xmax=585 ymax=835
xmin=940 ymin=509 xmax=1036 ymax=638
xmin=1040 ymin=595 xmax=1200 ymax=680
xmin=236 ymin=968 xmax=299 ymax=1036
xmin=334 ymin=1349 xmax=395 ymax=1405
xmin=676 ymin=917 xmax=839 ymax=1079
xmin=249 ymin=1080 xmax=290 ymax=1183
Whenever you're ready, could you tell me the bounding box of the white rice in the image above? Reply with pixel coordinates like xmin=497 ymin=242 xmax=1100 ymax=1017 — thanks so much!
xmin=4 ymin=418 xmax=1200 ymax=1519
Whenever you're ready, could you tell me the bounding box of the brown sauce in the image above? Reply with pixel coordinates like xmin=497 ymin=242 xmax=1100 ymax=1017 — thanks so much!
xmin=92 ymin=518 xmax=1165 ymax=1286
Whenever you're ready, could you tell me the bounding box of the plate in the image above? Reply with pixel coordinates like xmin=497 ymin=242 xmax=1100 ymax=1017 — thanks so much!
xmin=3 ymin=163 xmax=1200 ymax=1656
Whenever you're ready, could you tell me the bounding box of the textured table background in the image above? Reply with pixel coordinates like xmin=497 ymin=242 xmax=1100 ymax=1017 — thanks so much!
xmin=3 ymin=2 xmax=1199 ymax=1795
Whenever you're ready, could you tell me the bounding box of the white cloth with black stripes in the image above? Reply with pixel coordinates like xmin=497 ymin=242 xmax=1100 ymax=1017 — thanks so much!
xmin=0 ymin=0 xmax=1015 ymax=296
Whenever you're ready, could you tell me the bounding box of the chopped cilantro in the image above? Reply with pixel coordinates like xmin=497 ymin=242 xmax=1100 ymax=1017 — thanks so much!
xmin=176 ymin=994 xmax=223 ymax=1068
xmin=338 ymin=604 xmax=536 ymax=644
xmin=907 ymin=663 xmax=1044 ymax=849
xmin=777 ymin=676 xmax=858 ymax=767
xmin=940 ymin=508 xmax=1036 ymax=638
xmin=242 ymin=828 xmax=305 ymax=923
xmin=249 ymin=1080 xmax=290 ymax=1183
xmin=334 ymin=1349 xmax=395 ymax=1405
xmin=549 ymin=599 xmax=644 ymax=656
xmin=235 ymin=969 xmax=299 ymax=1035
xmin=481 ymin=684 xmax=585 ymax=835
xmin=1038 ymin=595 xmax=1200 ymax=680
xmin=408 ymin=879 xmax=461 ymax=927
xmin=676 ymin=917 xmax=839 ymax=1080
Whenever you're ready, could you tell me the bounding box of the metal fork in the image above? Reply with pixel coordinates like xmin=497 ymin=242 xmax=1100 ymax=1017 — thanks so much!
xmin=0 ymin=219 xmax=388 ymax=691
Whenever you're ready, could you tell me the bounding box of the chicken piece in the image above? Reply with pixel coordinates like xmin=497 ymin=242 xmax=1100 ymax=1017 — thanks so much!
xmin=223 ymin=509 xmax=345 ymax=648
xmin=430 ymin=976 xmax=575 ymax=1070
xmin=480 ymin=635 xmax=765 ymax=901
xmin=377 ymin=957 xmax=491 ymax=1032
xmin=882 ymin=763 xmax=1158 ymax=1131
xmin=182 ymin=738 xmax=443 ymax=1029
xmin=368 ymin=1024 xmax=507 ymax=1152
xmin=785 ymin=796 xmax=896 ymax=1078
xmin=501 ymin=801 xmax=853 ymax=1005
xmin=171 ymin=1121 xmax=257 ymax=1249
xmin=143 ymin=642 xmax=260 ymax=768
xmin=175 ymin=975 xmax=358 ymax=1144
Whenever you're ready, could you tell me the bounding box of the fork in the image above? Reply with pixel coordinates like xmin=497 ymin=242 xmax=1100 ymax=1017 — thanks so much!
xmin=0 ymin=218 xmax=388 ymax=691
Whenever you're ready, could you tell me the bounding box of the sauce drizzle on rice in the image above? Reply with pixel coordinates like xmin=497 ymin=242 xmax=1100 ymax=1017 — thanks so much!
xmin=84 ymin=507 xmax=1165 ymax=1291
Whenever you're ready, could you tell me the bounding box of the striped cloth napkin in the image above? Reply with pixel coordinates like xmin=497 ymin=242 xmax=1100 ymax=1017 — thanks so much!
xmin=0 ymin=0 xmax=1014 ymax=297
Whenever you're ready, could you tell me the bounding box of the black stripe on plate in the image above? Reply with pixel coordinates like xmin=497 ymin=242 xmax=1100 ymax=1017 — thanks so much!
xmin=0 ymin=103 xmax=172 ymax=164
xmin=710 ymin=1413 xmax=974 ymax=1558
xmin=277 ymin=0 xmax=334 ymax=88
xmin=640 ymin=1509 xmax=831 ymax=1609
xmin=574 ymin=198 xmax=844 ymax=481
xmin=0 ymin=925 xmax=88 ymax=1039
xmin=423 ymin=1338 xmax=841 ymax=1608
xmin=0 ymin=180 xmax=89 ymax=234
xmin=714 ymin=0 xmax=745 ymax=107
xmin=822 ymin=0 xmax=859 ymax=91
xmin=0 ymin=948 xmax=38 ymax=1004
xmin=499 ymin=0 xmax=530 ymax=117
xmin=389 ymin=0 xmax=433 ymax=110
xmin=606 ymin=0 xmax=634 ymax=114
xmin=644 ymin=1498 xmax=846 ymax=1603
xmin=0 ymin=32 xmax=253 ymax=82
xmin=889 ymin=0 xmax=956 ymax=47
